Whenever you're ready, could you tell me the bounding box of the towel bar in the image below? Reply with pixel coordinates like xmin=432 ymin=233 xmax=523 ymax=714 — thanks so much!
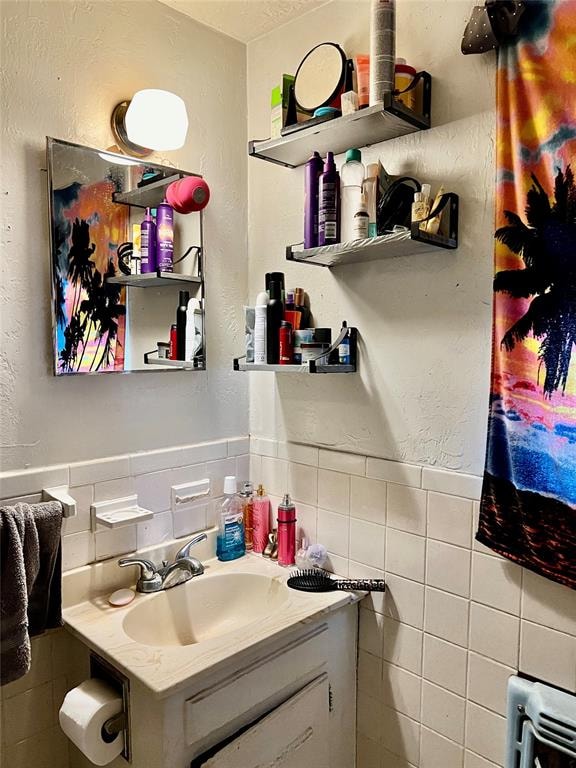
xmin=42 ymin=486 xmax=77 ymax=518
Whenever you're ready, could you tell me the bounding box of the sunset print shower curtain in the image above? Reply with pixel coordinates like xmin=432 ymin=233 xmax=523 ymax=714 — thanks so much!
xmin=478 ymin=0 xmax=576 ymax=589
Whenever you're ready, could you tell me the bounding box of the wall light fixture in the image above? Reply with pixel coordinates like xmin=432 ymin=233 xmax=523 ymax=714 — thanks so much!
xmin=111 ymin=89 xmax=189 ymax=157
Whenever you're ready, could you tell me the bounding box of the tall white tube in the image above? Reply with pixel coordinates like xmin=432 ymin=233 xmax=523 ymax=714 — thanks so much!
xmin=369 ymin=0 xmax=396 ymax=106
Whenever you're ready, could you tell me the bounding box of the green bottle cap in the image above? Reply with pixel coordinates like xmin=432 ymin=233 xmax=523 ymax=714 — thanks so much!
xmin=346 ymin=148 xmax=361 ymax=163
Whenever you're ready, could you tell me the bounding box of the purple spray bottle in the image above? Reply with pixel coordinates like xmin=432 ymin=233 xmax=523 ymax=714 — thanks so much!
xmin=304 ymin=151 xmax=324 ymax=249
xmin=156 ymin=201 xmax=174 ymax=272
xmin=140 ymin=207 xmax=157 ymax=273
xmin=318 ymin=152 xmax=340 ymax=246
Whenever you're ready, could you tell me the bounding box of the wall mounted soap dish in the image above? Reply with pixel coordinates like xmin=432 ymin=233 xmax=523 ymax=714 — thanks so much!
xmin=91 ymin=495 xmax=153 ymax=529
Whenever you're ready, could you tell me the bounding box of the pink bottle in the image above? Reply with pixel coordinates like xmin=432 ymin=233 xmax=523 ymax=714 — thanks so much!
xmin=253 ymin=484 xmax=271 ymax=554
xmin=277 ymin=493 xmax=297 ymax=567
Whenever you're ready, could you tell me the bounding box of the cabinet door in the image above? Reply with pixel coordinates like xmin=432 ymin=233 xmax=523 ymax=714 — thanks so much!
xmin=199 ymin=674 xmax=330 ymax=768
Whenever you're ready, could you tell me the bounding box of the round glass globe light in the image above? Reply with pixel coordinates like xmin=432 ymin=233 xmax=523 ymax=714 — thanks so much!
xmin=125 ymin=89 xmax=189 ymax=151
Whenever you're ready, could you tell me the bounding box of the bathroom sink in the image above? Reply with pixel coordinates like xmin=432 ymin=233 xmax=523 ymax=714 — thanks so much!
xmin=122 ymin=572 xmax=290 ymax=646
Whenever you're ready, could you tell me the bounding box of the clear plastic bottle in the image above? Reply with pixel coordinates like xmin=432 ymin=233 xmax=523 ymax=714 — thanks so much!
xmin=216 ymin=476 xmax=245 ymax=561
xmin=340 ymin=148 xmax=365 ymax=243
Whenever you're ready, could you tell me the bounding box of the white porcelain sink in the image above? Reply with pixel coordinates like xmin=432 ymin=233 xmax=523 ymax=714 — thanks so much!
xmin=122 ymin=572 xmax=290 ymax=647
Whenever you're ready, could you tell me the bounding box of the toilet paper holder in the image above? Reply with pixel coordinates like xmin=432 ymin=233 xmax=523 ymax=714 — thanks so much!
xmin=102 ymin=712 xmax=127 ymax=741
xmin=90 ymin=652 xmax=131 ymax=762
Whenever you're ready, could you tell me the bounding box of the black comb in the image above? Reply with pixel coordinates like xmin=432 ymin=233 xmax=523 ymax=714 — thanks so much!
xmin=287 ymin=569 xmax=386 ymax=593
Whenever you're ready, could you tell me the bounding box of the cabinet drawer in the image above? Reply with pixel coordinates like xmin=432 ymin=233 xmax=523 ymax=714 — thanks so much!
xmin=195 ymin=674 xmax=329 ymax=768
xmin=185 ymin=623 xmax=328 ymax=745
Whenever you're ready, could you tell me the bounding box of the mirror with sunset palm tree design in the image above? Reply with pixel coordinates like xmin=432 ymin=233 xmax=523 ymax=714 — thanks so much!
xmin=47 ymin=138 xmax=204 ymax=375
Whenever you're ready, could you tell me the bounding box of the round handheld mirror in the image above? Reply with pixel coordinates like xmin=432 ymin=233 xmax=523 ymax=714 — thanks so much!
xmin=294 ymin=42 xmax=347 ymax=113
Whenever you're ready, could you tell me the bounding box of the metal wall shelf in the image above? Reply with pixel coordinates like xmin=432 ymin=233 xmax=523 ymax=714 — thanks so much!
xmin=234 ymin=360 xmax=356 ymax=374
xmin=144 ymin=351 xmax=205 ymax=370
xmin=113 ymin=173 xmax=190 ymax=209
xmin=287 ymin=193 xmax=459 ymax=267
xmin=248 ymin=75 xmax=431 ymax=169
xmin=107 ymin=271 xmax=202 ymax=288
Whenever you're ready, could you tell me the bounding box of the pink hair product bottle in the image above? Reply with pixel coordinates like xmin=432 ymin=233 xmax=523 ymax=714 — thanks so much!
xmin=253 ymin=484 xmax=271 ymax=554
xmin=277 ymin=493 xmax=297 ymax=567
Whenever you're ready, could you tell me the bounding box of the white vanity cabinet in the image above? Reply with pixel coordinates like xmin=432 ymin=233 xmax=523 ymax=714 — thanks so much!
xmin=63 ymin=552 xmax=361 ymax=768
xmin=195 ymin=674 xmax=330 ymax=767
xmin=119 ymin=603 xmax=358 ymax=768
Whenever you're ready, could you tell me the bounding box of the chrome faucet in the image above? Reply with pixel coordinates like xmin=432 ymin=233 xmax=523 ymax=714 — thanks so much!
xmin=118 ymin=533 xmax=207 ymax=593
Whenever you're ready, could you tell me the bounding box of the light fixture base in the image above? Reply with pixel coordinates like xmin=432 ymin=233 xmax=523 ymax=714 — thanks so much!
xmin=111 ymin=101 xmax=152 ymax=158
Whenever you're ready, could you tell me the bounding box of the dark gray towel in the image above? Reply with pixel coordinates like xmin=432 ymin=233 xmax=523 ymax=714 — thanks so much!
xmin=0 ymin=501 xmax=63 ymax=685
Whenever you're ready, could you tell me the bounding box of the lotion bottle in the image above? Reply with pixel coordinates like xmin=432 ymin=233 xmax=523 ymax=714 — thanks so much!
xmin=352 ymin=194 xmax=370 ymax=240
xmin=340 ymin=148 xmax=365 ymax=242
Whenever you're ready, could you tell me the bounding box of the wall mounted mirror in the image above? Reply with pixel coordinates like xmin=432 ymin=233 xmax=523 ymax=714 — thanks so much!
xmin=47 ymin=138 xmax=205 ymax=376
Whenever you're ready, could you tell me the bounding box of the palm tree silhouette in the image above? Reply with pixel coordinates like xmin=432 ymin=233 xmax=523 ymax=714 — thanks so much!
xmin=52 ymin=223 xmax=67 ymax=328
xmin=58 ymin=218 xmax=126 ymax=373
xmin=67 ymin=218 xmax=95 ymax=319
xmin=494 ymin=167 xmax=576 ymax=396
xmin=83 ymin=259 xmax=126 ymax=372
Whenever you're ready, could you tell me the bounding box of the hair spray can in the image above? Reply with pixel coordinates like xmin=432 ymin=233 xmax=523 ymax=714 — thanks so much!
xmin=277 ymin=493 xmax=297 ymax=567
xmin=318 ymin=152 xmax=340 ymax=246
xmin=156 ymin=202 xmax=174 ymax=271
xmin=369 ymin=0 xmax=396 ymax=106
xmin=304 ymin=152 xmax=324 ymax=249
xmin=140 ymin=208 xmax=157 ymax=273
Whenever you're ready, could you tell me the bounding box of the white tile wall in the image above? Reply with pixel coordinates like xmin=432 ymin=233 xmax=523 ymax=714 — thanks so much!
xmin=350 ymin=475 xmax=387 ymax=524
xmin=3 ymin=437 xmax=575 ymax=768
xmin=421 ymin=681 xmax=466 ymax=744
xmin=387 ymin=529 xmax=426 ymax=583
xmin=467 ymin=653 xmax=514 ymax=716
xmin=427 ymin=492 xmax=473 ymax=548
xmin=426 ymin=540 xmax=471 ymax=598
xmin=423 ymin=634 xmax=468 ymax=696
xmin=421 ymin=726 xmax=464 ymax=768
xmin=319 ymin=448 xmax=366 ymax=476
xmin=382 ymin=661 xmax=422 ymax=721
xmin=424 ymin=587 xmax=470 ymax=647
xmin=287 ymin=462 xmax=318 ymax=505
xmin=366 ymin=457 xmax=422 ymax=488
xmin=387 ymin=485 xmax=427 ymax=536
xmin=350 ymin=518 xmax=385 ymax=570
xmin=318 ymin=468 xmax=350 ymax=514
xmin=0 ymin=630 xmax=87 ymax=768
xmin=248 ymin=438 xmax=576 ymax=768
xmin=1 ymin=438 xmax=251 ymax=576
xmin=383 ymin=574 xmax=425 ymax=629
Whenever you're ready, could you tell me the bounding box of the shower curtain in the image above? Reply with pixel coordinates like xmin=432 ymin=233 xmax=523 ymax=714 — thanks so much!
xmin=477 ymin=0 xmax=576 ymax=589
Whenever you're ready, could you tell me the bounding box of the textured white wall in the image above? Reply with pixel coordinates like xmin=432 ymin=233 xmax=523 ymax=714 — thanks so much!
xmin=0 ymin=0 xmax=248 ymax=470
xmin=247 ymin=0 xmax=496 ymax=474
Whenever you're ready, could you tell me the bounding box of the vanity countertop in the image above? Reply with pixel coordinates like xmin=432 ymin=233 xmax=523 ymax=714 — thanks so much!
xmin=63 ymin=553 xmax=361 ymax=699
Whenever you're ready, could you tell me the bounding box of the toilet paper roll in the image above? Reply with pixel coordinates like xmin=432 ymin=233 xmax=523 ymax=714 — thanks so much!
xmin=59 ymin=678 xmax=124 ymax=766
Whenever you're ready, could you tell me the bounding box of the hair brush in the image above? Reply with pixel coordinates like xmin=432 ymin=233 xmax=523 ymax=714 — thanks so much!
xmin=287 ymin=569 xmax=386 ymax=593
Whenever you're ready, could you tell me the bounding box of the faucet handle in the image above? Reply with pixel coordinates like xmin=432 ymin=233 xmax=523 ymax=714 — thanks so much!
xmin=118 ymin=557 xmax=158 ymax=580
xmin=175 ymin=532 xmax=207 ymax=560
